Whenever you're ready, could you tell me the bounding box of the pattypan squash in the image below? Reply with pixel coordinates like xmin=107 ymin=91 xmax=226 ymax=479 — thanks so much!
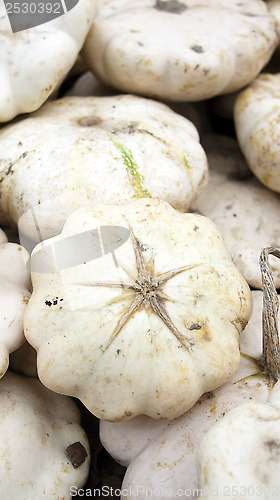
xmin=234 ymin=73 xmax=280 ymax=193
xmin=0 ymin=94 xmax=208 ymax=240
xmin=0 ymin=371 xmax=90 ymax=499
xmin=0 ymin=0 xmax=96 ymax=122
xmin=99 ymin=247 xmax=279 ymax=498
xmin=24 ymin=198 xmax=252 ymax=421
xmin=197 ymin=248 xmax=280 ymax=499
xmin=82 ymin=0 xmax=278 ymax=101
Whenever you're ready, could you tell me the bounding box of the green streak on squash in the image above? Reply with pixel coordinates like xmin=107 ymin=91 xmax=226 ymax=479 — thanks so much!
xmin=113 ymin=141 xmax=151 ymax=198
xmin=184 ymin=157 xmax=191 ymax=170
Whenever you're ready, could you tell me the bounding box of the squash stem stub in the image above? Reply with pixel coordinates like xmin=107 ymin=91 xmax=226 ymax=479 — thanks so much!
xmin=259 ymin=247 xmax=280 ymax=382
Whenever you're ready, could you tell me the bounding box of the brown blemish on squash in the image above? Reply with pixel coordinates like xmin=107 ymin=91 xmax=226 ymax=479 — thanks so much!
xmin=3 ymin=151 xmax=29 ymax=179
xmin=22 ymin=295 xmax=30 ymax=305
xmin=154 ymin=0 xmax=187 ymax=14
xmin=188 ymin=322 xmax=211 ymax=343
xmin=44 ymin=85 xmax=52 ymax=93
xmin=265 ymin=440 xmax=280 ymax=453
xmin=205 ymin=391 xmax=215 ymax=400
xmin=191 ymin=45 xmax=204 ymax=53
xmin=231 ymin=316 xmax=247 ymax=332
xmin=78 ymin=116 xmax=101 ymax=127
xmin=6 ymin=164 xmax=14 ymax=176
xmin=189 ymin=323 xmax=201 ymax=331
xmin=209 ymin=402 xmax=217 ymax=415
xmin=202 ymin=330 xmax=211 ymax=342
xmin=66 ymin=442 xmax=88 ymax=469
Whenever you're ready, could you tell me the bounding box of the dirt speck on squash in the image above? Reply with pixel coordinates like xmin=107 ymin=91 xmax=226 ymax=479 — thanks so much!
xmin=78 ymin=116 xmax=101 ymax=127
xmin=154 ymin=0 xmax=187 ymax=14
xmin=66 ymin=441 xmax=88 ymax=469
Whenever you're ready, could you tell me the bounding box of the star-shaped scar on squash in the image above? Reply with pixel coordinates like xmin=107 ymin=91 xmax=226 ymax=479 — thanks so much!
xmin=77 ymin=229 xmax=199 ymax=353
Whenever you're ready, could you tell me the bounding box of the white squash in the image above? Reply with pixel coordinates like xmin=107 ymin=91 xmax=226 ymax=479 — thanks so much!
xmin=197 ymin=247 xmax=280 ymax=499
xmin=0 ymin=94 xmax=208 ymax=240
xmin=100 ymin=293 xmax=268 ymax=498
xmin=0 ymin=0 xmax=96 ymax=122
xmin=197 ymin=387 xmax=280 ymax=499
xmin=99 ymin=247 xmax=279 ymax=499
xmin=190 ymin=134 xmax=280 ymax=288
xmin=234 ymin=73 xmax=280 ymax=192
xmin=82 ymin=0 xmax=278 ymax=101
xmin=0 ymin=371 xmax=90 ymax=499
xmin=24 ymin=198 xmax=252 ymax=421
xmin=0 ymin=228 xmax=31 ymax=378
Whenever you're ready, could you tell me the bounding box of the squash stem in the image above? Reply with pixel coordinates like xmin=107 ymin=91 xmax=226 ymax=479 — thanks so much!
xmin=259 ymin=247 xmax=280 ymax=382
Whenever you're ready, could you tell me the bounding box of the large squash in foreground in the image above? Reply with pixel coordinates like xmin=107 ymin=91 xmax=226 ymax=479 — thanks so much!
xmin=24 ymin=199 xmax=252 ymax=421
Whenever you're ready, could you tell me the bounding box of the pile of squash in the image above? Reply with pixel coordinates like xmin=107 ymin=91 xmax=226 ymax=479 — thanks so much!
xmin=0 ymin=0 xmax=280 ymax=498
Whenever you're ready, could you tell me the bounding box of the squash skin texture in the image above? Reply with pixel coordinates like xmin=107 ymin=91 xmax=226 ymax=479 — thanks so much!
xmin=234 ymin=73 xmax=280 ymax=193
xmin=197 ymin=394 xmax=280 ymax=499
xmin=0 ymin=95 xmax=208 ymax=239
xmin=24 ymin=198 xmax=252 ymax=421
xmin=0 ymin=0 xmax=97 ymax=122
xmin=0 ymin=371 xmax=90 ymax=499
xmin=83 ymin=0 xmax=278 ymax=101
